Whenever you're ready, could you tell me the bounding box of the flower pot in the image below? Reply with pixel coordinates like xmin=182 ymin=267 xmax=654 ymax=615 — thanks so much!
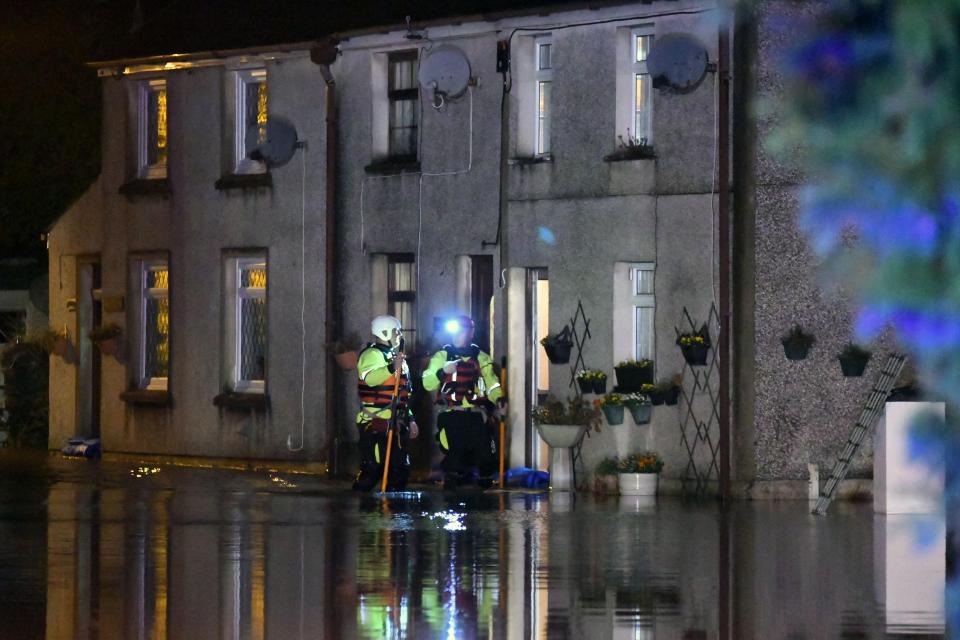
xmin=664 ymin=386 xmax=680 ymax=406
xmin=334 ymin=350 xmax=358 ymax=370
xmin=649 ymin=388 xmax=665 ymax=405
xmin=51 ymin=337 xmax=69 ymax=358
xmin=592 ymin=378 xmax=608 ymax=394
xmin=618 ymin=472 xmax=658 ymax=496
xmin=544 ymin=341 xmax=572 ymax=364
xmin=536 ymin=423 xmax=587 ymax=449
xmin=681 ymin=343 xmax=710 ymax=366
xmin=839 ymin=353 xmax=870 ymax=377
xmin=782 ymin=339 xmax=811 ymax=361
xmin=577 ymin=378 xmax=593 ymax=394
xmin=97 ymin=337 xmax=119 ymax=357
xmin=593 ymin=473 xmax=619 ymax=495
xmin=628 ymin=403 xmax=652 ymax=425
xmin=614 ymin=366 xmax=653 ymax=392
xmin=601 ymin=404 xmax=625 ymax=425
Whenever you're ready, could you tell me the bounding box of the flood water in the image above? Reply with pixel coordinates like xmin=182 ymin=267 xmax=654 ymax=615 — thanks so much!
xmin=0 ymin=452 xmax=946 ymax=639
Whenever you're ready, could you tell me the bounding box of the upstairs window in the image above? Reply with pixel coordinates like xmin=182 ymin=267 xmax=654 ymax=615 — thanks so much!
xmin=132 ymin=257 xmax=170 ymax=390
xmin=388 ymin=51 xmax=419 ymax=161
xmin=224 ymin=254 xmax=267 ymax=392
xmin=138 ymin=78 xmax=168 ymax=179
xmin=534 ymin=36 xmax=553 ymax=156
xmin=632 ymin=31 xmax=653 ymax=144
xmin=234 ymin=69 xmax=268 ymax=174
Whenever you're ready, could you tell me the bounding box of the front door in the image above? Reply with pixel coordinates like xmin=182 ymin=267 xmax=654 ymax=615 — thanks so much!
xmin=77 ymin=259 xmax=101 ymax=438
xmin=526 ymin=268 xmax=550 ymax=471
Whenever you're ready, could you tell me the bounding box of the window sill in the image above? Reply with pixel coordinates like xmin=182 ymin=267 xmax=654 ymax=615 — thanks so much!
xmin=214 ymin=391 xmax=270 ymax=411
xmin=215 ymin=173 xmax=272 ymax=191
xmin=120 ymin=389 xmax=171 ymax=406
xmin=508 ymin=155 xmax=553 ymax=166
xmin=602 ymin=151 xmax=657 ymax=163
xmin=119 ymin=178 xmax=171 ymax=198
xmin=364 ymin=159 xmax=421 ymax=176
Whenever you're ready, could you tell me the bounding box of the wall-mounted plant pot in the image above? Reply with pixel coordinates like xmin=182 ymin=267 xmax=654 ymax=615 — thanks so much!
xmin=649 ymin=389 xmax=665 ymax=406
xmin=839 ymin=354 xmax=870 ymax=377
xmin=96 ymin=337 xmax=120 ymax=357
xmin=664 ymin=386 xmax=681 ymax=406
xmin=614 ymin=366 xmax=653 ymax=391
xmin=536 ymin=422 xmax=587 ymax=449
xmin=601 ymin=404 xmax=625 ymax=426
xmin=544 ymin=342 xmax=572 ymax=364
xmin=577 ymin=378 xmax=593 ymax=394
xmin=51 ymin=337 xmax=69 ymax=358
xmin=681 ymin=344 xmax=710 ymax=366
xmin=592 ymin=379 xmax=608 ymax=394
xmin=334 ymin=350 xmax=358 ymax=371
xmin=782 ymin=339 xmax=811 ymax=361
xmin=618 ymin=472 xmax=658 ymax=496
xmin=593 ymin=473 xmax=619 ymax=495
xmin=628 ymin=403 xmax=652 ymax=425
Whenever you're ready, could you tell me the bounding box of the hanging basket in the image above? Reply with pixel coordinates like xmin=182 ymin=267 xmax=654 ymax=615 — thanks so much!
xmin=334 ymin=350 xmax=359 ymax=371
xmin=681 ymin=343 xmax=710 ymax=366
xmin=592 ymin=378 xmax=608 ymax=395
xmin=649 ymin=388 xmax=665 ymax=406
xmin=628 ymin=403 xmax=652 ymax=425
xmin=601 ymin=404 xmax=625 ymax=426
xmin=614 ymin=366 xmax=653 ymax=392
xmin=664 ymin=386 xmax=681 ymax=406
xmin=839 ymin=353 xmax=870 ymax=377
xmin=577 ymin=378 xmax=593 ymax=394
xmin=544 ymin=341 xmax=572 ymax=364
xmin=782 ymin=339 xmax=811 ymax=361
xmin=51 ymin=337 xmax=69 ymax=358
xmin=96 ymin=337 xmax=120 ymax=357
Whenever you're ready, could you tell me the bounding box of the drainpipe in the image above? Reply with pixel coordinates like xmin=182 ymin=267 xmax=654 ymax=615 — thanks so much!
xmin=311 ymin=39 xmax=340 ymax=475
xmin=718 ymin=11 xmax=732 ymax=501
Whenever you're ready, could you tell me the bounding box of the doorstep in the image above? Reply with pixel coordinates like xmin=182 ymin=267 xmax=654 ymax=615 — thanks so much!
xmin=102 ymin=451 xmax=328 ymax=476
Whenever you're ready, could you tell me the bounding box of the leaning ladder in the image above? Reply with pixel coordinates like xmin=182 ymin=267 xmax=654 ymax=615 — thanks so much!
xmin=812 ymin=353 xmax=907 ymax=516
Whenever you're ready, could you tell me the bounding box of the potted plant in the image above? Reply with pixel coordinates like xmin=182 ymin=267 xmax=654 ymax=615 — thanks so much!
xmin=662 ymin=374 xmax=683 ymax=406
xmin=603 ymin=132 xmax=657 ymax=162
xmin=624 ymin=392 xmax=653 ymax=425
xmin=531 ymin=396 xmax=601 ymax=491
xmin=328 ymin=332 xmax=361 ymax=370
xmin=838 ymin=343 xmax=871 ymax=377
xmin=37 ymin=327 xmax=70 ymax=358
xmin=599 ymin=393 xmax=625 ymax=425
xmin=88 ymin=323 xmax=122 ymax=357
xmin=677 ymin=325 xmax=711 ymax=366
xmin=781 ymin=324 xmax=815 ymax=360
xmin=642 ymin=382 xmax=663 ymax=405
xmin=576 ymin=369 xmax=607 ymax=394
xmin=594 ymin=457 xmax=620 ymax=495
xmin=617 ymin=451 xmax=664 ymax=496
xmin=540 ymin=327 xmax=573 ymax=364
xmin=614 ymin=359 xmax=654 ymax=391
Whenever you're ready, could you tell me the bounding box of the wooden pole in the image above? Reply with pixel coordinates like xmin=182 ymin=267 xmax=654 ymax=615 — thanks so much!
xmin=379 ymin=360 xmax=404 ymax=494
xmin=498 ymin=357 xmax=507 ymax=488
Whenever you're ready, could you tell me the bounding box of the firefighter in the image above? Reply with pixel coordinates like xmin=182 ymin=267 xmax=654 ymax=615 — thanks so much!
xmin=353 ymin=315 xmax=419 ymax=492
xmin=423 ymin=315 xmax=503 ymax=489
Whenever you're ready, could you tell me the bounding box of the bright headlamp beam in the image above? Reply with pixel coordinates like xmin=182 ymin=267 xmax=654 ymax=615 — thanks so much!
xmin=444 ymin=319 xmax=461 ymax=335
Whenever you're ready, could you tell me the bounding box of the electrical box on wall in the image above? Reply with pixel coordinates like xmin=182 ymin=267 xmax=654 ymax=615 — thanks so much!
xmin=496 ymin=40 xmax=510 ymax=73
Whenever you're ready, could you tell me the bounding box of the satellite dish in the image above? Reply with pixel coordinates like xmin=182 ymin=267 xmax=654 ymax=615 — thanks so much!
xmin=418 ymin=45 xmax=471 ymax=106
xmin=28 ymin=274 xmax=48 ymax=315
xmin=246 ymin=117 xmax=299 ymax=168
xmin=646 ymin=33 xmax=711 ymax=95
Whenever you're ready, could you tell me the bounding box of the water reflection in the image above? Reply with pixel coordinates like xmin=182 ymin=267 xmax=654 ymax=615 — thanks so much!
xmin=0 ymin=458 xmax=947 ymax=639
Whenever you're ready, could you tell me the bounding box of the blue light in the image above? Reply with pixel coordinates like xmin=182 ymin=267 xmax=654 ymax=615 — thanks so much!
xmin=444 ymin=319 xmax=461 ymax=335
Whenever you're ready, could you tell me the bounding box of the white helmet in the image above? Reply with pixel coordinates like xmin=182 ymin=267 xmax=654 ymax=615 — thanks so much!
xmin=371 ymin=315 xmax=402 ymax=347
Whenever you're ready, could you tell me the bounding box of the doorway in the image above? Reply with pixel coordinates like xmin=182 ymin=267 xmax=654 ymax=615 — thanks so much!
xmin=526 ymin=268 xmax=550 ymax=471
xmin=76 ymin=258 xmax=101 ymax=438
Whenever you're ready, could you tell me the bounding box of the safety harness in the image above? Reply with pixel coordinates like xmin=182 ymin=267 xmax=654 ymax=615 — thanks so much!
xmin=437 ymin=344 xmax=487 ymax=408
xmin=358 ymin=343 xmax=409 ymax=418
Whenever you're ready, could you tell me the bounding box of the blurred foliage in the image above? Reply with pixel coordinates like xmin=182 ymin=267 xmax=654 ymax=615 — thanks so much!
xmin=0 ymin=340 xmax=49 ymax=448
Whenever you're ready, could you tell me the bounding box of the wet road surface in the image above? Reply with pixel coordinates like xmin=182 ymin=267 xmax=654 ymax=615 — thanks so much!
xmin=0 ymin=451 xmax=945 ymax=639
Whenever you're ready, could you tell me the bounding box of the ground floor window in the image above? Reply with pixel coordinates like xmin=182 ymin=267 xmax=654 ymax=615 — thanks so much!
xmin=131 ymin=256 xmax=170 ymax=390
xmin=613 ymin=261 xmax=656 ymax=372
xmin=224 ymin=253 xmax=267 ymax=392
xmin=387 ymin=254 xmax=416 ymax=347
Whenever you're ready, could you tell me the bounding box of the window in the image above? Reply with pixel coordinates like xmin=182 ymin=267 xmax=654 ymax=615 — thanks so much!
xmin=0 ymin=311 xmax=25 ymax=343
xmin=534 ymin=36 xmax=552 ymax=156
xmin=134 ymin=259 xmax=169 ymax=390
xmin=631 ymin=31 xmax=653 ymax=144
xmin=632 ymin=264 xmax=656 ymax=361
xmin=224 ymin=255 xmax=267 ymax=392
xmin=387 ymin=254 xmax=416 ymax=346
xmin=387 ymin=51 xmax=419 ymax=161
xmin=234 ymin=69 xmax=268 ymax=174
xmin=138 ymin=79 xmax=168 ymax=179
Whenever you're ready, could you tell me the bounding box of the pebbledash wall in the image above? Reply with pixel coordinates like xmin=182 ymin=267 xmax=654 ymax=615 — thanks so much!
xmin=48 ymin=0 xmax=879 ymax=493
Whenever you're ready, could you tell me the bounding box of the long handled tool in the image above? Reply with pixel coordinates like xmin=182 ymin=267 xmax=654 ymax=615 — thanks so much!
xmin=499 ymin=356 xmax=507 ymax=489
xmin=380 ymin=345 xmax=405 ymax=494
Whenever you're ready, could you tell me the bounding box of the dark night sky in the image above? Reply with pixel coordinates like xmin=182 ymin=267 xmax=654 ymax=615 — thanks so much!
xmin=0 ymin=0 xmax=603 ymax=260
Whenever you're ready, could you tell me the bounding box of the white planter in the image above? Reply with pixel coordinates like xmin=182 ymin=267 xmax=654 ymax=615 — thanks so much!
xmin=536 ymin=423 xmax=587 ymax=491
xmin=618 ymin=472 xmax=658 ymax=496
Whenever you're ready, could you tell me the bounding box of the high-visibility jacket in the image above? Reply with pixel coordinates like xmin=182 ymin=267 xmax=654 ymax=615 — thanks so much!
xmin=356 ymin=342 xmax=412 ymax=425
xmin=422 ymin=344 xmax=502 ymax=410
